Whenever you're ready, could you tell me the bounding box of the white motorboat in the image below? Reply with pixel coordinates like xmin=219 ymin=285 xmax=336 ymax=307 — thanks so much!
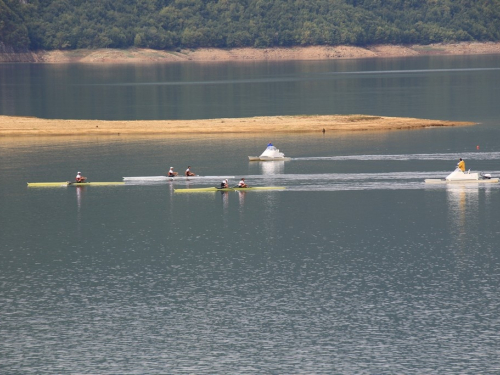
xmin=248 ymin=144 xmax=291 ymax=161
xmin=425 ymin=168 xmax=499 ymax=184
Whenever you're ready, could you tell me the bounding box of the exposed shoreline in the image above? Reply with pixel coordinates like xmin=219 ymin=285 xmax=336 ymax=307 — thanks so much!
xmin=0 ymin=115 xmax=476 ymax=137
xmin=1 ymin=42 xmax=500 ymax=63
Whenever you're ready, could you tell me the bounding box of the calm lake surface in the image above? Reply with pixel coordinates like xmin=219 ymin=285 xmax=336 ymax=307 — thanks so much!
xmin=1 ymin=55 xmax=500 ymax=374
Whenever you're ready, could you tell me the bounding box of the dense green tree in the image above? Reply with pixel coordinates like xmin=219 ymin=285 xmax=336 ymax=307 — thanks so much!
xmin=0 ymin=0 xmax=30 ymax=50
xmin=2 ymin=0 xmax=500 ymax=51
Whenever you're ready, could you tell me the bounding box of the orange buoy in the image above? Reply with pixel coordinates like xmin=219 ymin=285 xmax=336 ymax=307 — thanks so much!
xmin=477 ymin=145 xmax=480 ymax=150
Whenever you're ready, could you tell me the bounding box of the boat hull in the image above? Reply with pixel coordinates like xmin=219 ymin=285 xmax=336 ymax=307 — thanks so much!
xmin=248 ymin=156 xmax=291 ymax=161
xmin=249 ymin=144 xmax=289 ymax=161
xmin=175 ymin=186 xmax=286 ymax=193
xmin=123 ymin=176 xmax=235 ymax=181
xmin=27 ymin=182 xmax=125 ymax=187
xmin=425 ymin=168 xmax=498 ymax=184
xmin=425 ymin=178 xmax=499 ymax=184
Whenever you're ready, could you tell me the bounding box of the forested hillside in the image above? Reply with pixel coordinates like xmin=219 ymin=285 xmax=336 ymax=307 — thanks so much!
xmin=2 ymin=0 xmax=500 ymax=51
xmin=0 ymin=0 xmax=30 ymax=50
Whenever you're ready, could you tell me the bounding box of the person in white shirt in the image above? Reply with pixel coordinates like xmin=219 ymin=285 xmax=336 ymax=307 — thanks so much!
xmin=168 ymin=167 xmax=178 ymax=177
xmin=220 ymin=179 xmax=228 ymax=188
xmin=185 ymin=166 xmax=196 ymax=176
xmin=238 ymin=178 xmax=248 ymax=188
xmin=75 ymin=171 xmax=87 ymax=183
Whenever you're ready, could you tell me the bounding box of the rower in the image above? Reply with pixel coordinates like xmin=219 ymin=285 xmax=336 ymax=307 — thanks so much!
xmin=238 ymin=178 xmax=248 ymax=188
xmin=185 ymin=166 xmax=196 ymax=176
xmin=457 ymin=158 xmax=465 ymax=172
xmin=221 ymin=179 xmax=229 ymax=188
xmin=168 ymin=167 xmax=178 ymax=177
xmin=75 ymin=171 xmax=87 ymax=183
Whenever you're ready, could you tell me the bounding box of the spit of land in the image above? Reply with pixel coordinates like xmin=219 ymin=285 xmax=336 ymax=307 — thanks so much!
xmin=0 ymin=115 xmax=476 ymax=137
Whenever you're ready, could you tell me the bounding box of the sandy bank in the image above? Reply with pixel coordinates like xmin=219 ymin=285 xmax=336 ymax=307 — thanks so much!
xmin=0 ymin=115 xmax=476 ymax=137
xmin=1 ymin=42 xmax=500 ymax=63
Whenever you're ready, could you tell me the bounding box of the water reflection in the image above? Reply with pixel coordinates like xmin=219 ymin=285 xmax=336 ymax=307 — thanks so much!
xmin=446 ymin=184 xmax=479 ymax=233
xmin=220 ymin=191 xmax=230 ymax=210
xmin=75 ymin=186 xmax=85 ymax=238
xmin=168 ymin=181 xmax=175 ymax=198
xmin=76 ymin=186 xmax=84 ymax=211
xmin=260 ymin=161 xmax=285 ymax=175
xmin=237 ymin=191 xmax=246 ymax=209
xmin=446 ymin=184 xmax=479 ymax=267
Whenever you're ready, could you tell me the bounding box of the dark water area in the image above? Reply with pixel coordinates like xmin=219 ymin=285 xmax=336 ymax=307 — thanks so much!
xmin=1 ymin=55 xmax=500 ymax=122
xmin=1 ymin=56 xmax=500 ymax=373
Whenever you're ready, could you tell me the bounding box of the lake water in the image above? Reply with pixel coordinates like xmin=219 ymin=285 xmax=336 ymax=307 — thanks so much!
xmin=1 ymin=56 xmax=500 ymax=374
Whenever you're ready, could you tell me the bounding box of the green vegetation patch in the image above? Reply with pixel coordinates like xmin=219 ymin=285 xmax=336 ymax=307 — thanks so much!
xmin=2 ymin=0 xmax=500 ymax=51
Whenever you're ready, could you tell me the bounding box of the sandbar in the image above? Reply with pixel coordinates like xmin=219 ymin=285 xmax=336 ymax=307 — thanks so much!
xmin=0 ymin=115 xmax=476 ymax=137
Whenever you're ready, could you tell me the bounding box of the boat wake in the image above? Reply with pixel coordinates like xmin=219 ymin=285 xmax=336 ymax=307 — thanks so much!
xmin=246 ymin=171 xmax=449 ymax=181
xmin=245 ymin=171 xmax=500 ymax=191
xmin=287 ymin=181 xmax=427 ymax=191
xmin=293 ymin=152 xmax=500 ymax=161
xmin=125 ymin=171 xmax=500 ymax=191
xmin=89 ymin=67 xmax=500 ymax=87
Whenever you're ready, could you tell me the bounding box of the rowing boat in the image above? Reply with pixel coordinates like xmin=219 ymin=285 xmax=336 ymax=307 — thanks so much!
xmin=123 ymin=176 xmax=235 ymax=181
xmin=174 ymin=186 xmax=286 ymax=193
xmin=27 ymin=181 xmax=125 ymax=187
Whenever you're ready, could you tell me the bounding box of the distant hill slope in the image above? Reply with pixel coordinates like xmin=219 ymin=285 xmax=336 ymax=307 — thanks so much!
xmin=2 ymin=0 xmax=500 ymax=51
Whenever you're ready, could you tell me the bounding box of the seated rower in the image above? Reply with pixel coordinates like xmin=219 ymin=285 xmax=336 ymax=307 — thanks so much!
xmin=238 ymin=178 xmax=248 ymax=188
xmin=457 ymin=158 xmax=465 ymax=172
xmin=168 ymin=167 xmax=178 ymax=177
xmin=75 ymin=171 xmax=87 ymax=183
xmin=185 ymin=166 xmax=196 ymax=176
xmin=221 ymin=179 xmax=229 ymax=188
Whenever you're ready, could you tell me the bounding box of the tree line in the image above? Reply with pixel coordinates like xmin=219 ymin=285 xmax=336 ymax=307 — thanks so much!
xmin=2 ymin=0 xmax=500 ymax=52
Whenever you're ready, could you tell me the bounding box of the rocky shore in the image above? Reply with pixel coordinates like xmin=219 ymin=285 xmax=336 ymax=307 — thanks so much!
xmin=1 ymin=42 xmax=500 ymax=64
